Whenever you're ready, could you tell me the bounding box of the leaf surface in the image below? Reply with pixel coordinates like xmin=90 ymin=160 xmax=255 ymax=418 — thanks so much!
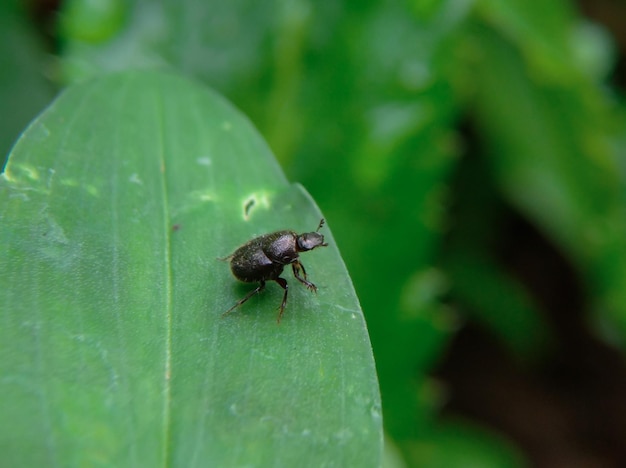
xmin=0 ymin=70 xmax=381 ymax=467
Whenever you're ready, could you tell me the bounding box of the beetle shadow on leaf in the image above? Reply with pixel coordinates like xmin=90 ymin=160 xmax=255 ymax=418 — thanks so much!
xmin=223 ymin=281 xmax=272 ymax=318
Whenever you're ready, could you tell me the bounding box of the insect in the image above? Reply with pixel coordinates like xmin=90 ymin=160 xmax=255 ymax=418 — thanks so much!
xmin=221 ymin=219 xmax=328 ymax=323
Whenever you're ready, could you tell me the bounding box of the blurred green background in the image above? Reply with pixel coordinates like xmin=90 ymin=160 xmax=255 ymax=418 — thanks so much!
xmin=4 ymin=0 xmax=626 ymax=466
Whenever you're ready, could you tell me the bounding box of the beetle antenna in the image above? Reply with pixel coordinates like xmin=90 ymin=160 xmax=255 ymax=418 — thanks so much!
xmin=316 ymin=218 xmax=325 ymax=232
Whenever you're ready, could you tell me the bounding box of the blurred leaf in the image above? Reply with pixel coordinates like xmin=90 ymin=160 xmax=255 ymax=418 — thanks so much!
xmin=60 ymin=0 xmax=127 ymax=43
xmin=0 ymin=70 xmax=381 ymax=466
xmin=441 ymin=155 xmax=553 ymax=360
xmin=476 ymin=0 xmax=579 ymax=82
xmin=465 ymin=22 xmax=626 ymax=345
xmin=445 ymin=249 xmax=551 ymax=359
xmin=59 ymin=0 xmax=276 ymax=97
xmin=0 ymin=1 xmax=55 ymax=168
xmin=408 ymin=419 xmax=527 ymax=467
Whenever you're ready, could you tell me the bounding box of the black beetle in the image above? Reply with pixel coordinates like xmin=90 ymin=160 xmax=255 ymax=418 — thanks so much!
xmin=221 ymin=219 xmax=328 ymax=323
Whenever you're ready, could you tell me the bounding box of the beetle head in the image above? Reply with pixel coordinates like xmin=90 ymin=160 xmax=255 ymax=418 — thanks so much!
xmin=296 ymin=218 xmax=328 ymax=252
xmin=297 ymin=232 xmax=327 ymax=251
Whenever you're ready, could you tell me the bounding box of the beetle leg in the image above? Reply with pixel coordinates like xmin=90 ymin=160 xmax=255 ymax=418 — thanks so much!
xmin=292 ymin=261 xmax=317 ymax=293
xmin=274 ymin=277 xmax=289 ymax=324
xmin=295 ymin=260 xmax=308 ymax=279
xmin=222 ymin=280 xmax=266 ymax=318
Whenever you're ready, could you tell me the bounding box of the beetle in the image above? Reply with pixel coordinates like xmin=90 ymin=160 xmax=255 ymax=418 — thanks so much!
xmin=221 ymin=219 xmax=328 ymax=323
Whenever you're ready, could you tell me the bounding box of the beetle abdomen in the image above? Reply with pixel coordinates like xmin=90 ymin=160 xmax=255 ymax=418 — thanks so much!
xmin=231 ymin=246 xmax=284 ymax=282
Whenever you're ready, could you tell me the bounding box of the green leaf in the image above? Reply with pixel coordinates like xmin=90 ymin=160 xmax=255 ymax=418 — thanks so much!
xmin=0 ymin=70 xmax=381 ymax=466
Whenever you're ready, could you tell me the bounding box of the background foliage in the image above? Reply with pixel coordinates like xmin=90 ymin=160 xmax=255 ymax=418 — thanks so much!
xmin=3 ymin=0 xmax=626 ymax=466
